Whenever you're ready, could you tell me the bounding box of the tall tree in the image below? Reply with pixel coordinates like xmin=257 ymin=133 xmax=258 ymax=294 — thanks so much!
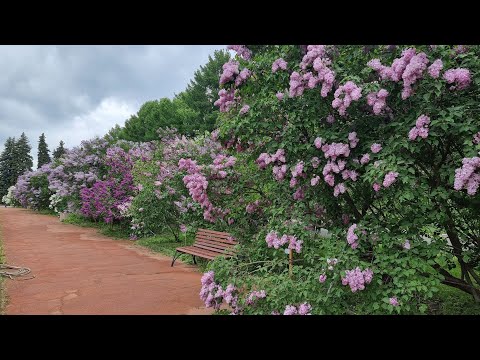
xmin=14 ymin=132 xmax=33 ymax=177
xmin=0 ymin=137 xmax=17 ymax=197
xmin=177 ymin=49 xmax=231 ymax=134
xmin=53 ymin=140 xmax=66 ymax=160
xmin=37 ymin=133 xmax=51 ymax=168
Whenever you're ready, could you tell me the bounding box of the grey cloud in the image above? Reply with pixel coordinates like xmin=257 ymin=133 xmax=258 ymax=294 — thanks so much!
xmin=0 ymin=45 xmax=225 ymax=165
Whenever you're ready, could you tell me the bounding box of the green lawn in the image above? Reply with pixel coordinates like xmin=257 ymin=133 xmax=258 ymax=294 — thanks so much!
xmin=429 ymin=265 xmax=480 ymax=315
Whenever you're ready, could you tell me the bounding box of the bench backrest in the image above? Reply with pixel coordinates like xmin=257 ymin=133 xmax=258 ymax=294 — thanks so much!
xmin=193 ymin=229 xmax=238 ymax=256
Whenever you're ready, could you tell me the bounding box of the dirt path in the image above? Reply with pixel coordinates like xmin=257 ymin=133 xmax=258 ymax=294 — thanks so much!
xmin=0 ymin=207 xmax=211 ymax=315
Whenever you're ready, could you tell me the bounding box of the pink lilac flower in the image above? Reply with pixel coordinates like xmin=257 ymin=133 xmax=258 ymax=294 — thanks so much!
xmin=333 ymin=182 xmax=346 ymax=197
xmin=326 ymin=114 xmax=335 ymax=124
xmin=403 ymin=240 xmax=411 ymax=250
xmin=273 ymin=164 xmax=288 ymax=181
xmin=348 ymin=132 xmax=359 ymax=148
xmin=367 ymin=89 xmax=389 ymax=115
xmin=291 ymin=161 xmax=305 ymax=178
xmin=228 ymin=218 xmax=234 ymax=225
xmin=298 ymin=303 xmax=312 ymax=315
xmin=342 ymin=267 xmax=373 ymax=292
xmin=311 ymin=176 xmax=320 ymax=186
xmin=246 ymin=290 xmax=267 ymax=305
xmin=428 ymin=59 xmax=443 ymax=78
xmin=214 ymin=88 xmax=236 ymax=112
xmin=272 ymin=58 xmax=288 ymax=73
xmin=389 ymin=297 xmax=399 ymax=306
xmin=240 ymin=105 xmax=250 ymax=115
xmin=409 ymin=114 xmax=430 ymax=141
xmin=227 ymin=45 xmax=252 ymax=60
xmin=276 ymin=92 xmax=284 ymax=100
xmin=443 ymin=68 xmax=471 ymax=90
xmin=319 ymin=274 xmax=327 ymax=283
xmin=180 ymin=224 xmax=187 ymax=233
xmin=371 ymin=143 xmax=382 ymax=154
xmin=369 ymin=48 xmax=428 ymax=99
xmin=289 ymin=71 xmax=305 ymax=97
xmin=347 ymin=224 xmax=359 ymax=249
xmin=293 ymin=187 xmax=305 ymax=200
xmin=219 ymin=60 xmax=240 ymax=84
xmin=454 ymin=155 xmax=480 ymax=195
xmin=383 ymin=171 xmax=399 ymax=188
xmin=373 ymin=183 xmax=381 ymax=192
xmin=284 ymin=305 xmax=298 ymax=315
xmin=360 ymin=153 xmax=370 ymax=165
xmin=314 ymin=137 xmax=323 ymax=149
xmin=235 ymin=68 xmax=252 ymax=87
xmin=332 ymin=81 xmax=362 ymax=116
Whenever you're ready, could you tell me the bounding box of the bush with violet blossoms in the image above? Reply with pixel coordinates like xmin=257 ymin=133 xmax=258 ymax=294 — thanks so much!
xmin=199 ymin=45 xmax=480 ymax=314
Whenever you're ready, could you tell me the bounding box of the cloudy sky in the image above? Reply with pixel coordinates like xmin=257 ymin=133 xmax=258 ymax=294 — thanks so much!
xmin=0 ymin=45 xmax=225 ymax=167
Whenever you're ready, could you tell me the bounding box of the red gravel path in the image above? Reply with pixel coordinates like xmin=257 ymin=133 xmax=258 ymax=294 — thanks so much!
xmin=0 ymin=207 xmax=211 ymax=315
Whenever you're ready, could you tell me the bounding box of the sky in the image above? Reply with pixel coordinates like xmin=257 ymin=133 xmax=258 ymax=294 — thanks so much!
xmin=0 ymin=45 xmax=226 ymax=168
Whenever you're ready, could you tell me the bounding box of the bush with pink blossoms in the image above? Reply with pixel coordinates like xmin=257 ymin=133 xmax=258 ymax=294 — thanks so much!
xmin=205 ymin=45 xmax=480 ymax=314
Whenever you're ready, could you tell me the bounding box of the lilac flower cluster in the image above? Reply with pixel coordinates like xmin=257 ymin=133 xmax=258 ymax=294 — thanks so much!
xmin=368 ymin=48 xmax=429 ymax=99
xmin=332 ymin=81 xmax=362 ymax=116
xmin=265 ymin=231 xmax=303 ymax=253
xmin=283 ymin=303 xmax=312 ymax=315
xmin=473 ymin=132 xmax=480 ymax=145
xmin=371 ymin=143 xmax=382 ymax=154
xmin=347 ymin=223 xmax=359 ymax=249
xmin=214 ymin=88 xmax=236 ymax=112
xmin=235 ymin=68 xmax=252 ymax=87
xmin=200 ymin=271 xmax=239 ymax=311
xmin=443 ymin=68 xmax=471 ymax=90
xmin=409 ymin=115 xmax=430 ymax=141
xmin=227 ymin=45 xmax=252 ymax=60
xmin=288 ymin=46 xmax=335 ymax=98
xmin=389 ymin=297 xmax=399 ymax=306
xmin=383 ymin=171 xmax=399 ymax=188
xmin=341 ymin=267 xmax=373 ymax=292
xmin=219 ymin=60 xmax=240 ymax=85
xmin=453 ymin=155 xmax=480 ymax=195
xmin=366 ymin=89 xmax=388 ymax=115
xmin=246 ymin=290 xmax=267 ymax=305
xmin=428 ymin=59 xmax=443 ymax=78
xmin=272 ymin=58 xmax=288 ymax=73
xmin=239 ymin=104 xmax=250 ymax=115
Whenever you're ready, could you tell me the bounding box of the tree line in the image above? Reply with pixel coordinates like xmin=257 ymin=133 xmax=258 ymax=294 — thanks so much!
xmin=0 ymin=133 xmax=65 ymax=197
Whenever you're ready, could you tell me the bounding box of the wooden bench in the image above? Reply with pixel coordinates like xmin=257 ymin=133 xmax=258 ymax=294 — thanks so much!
xmin=171 ymin=228 xmax=238 ymax=267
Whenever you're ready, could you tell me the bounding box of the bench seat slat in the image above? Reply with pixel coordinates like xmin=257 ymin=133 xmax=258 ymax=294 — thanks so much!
xmin=195 ymin=235 xmax=237 ymax=245
xmin=193 ymin=243 xmax=236 ymax=255
xmin=195 ymin=239 xmax=236 ymax=249
xmin=197 ymin=228 xmax=232 ymax=237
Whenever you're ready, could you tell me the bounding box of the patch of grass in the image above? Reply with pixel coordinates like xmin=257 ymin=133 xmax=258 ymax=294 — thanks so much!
xmin=429 ymin=265 xmax=480 ymax=315
xmin=136 ymin=232 xmax=210 ymax=270
xmin=62 ymin=213 xmax=130 ymax=239
xmin=37 ymin=209 xmax=57 ymax=216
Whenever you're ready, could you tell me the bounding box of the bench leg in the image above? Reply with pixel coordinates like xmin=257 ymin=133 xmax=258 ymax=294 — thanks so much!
xmin=193 ymin=255 xmax=197 ymax=265
xmin=171 ymin=251 xmax=180 ymax=267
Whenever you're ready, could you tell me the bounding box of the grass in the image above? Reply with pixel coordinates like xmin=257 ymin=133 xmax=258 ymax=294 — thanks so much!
xmin=429 ymin=265 xmax=480 ymax=315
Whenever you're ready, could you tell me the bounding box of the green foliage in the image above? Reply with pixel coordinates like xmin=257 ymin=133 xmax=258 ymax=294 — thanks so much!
xmin=14 ymin=133 xmax=33 ymax=176
xmin=37 ymin=133 xmax=51 ymax=168
xmin=62 ymin=213 xmax=130 ymax=239
xmin=52 ymin=140 xmax=66 ymax=160
xmin=0 ymin=137 xmax=17 ymax=197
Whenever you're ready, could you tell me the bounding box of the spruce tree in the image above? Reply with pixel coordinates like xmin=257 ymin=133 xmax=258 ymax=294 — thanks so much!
xmin=37 ymin=133 xmax=51 ymax=168
xmin=13 ymin=132 xmax=33 ymax=179
xmin=0 ymin=137 xmax=17 ymax=197
xmin=53 ymin=140 xmax=66 ymax=160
